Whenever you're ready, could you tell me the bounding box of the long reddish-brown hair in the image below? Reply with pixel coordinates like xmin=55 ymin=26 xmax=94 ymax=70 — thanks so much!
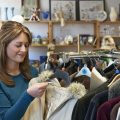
xmin=0 ymin=21 xmax=32 ymax=86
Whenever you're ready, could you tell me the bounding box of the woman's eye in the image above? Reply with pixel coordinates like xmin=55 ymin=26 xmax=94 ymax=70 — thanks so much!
xmin=25 ymin=44 xmax=29 ymax=48
xmin=16 ymin=44 xmax=21 ymax=47
xmin=16 ymin=44 xmax=29 ymax=48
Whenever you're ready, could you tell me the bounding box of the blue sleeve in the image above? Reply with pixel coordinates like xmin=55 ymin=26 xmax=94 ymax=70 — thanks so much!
xmin=3 ymin=91 xmax=34 ymax=120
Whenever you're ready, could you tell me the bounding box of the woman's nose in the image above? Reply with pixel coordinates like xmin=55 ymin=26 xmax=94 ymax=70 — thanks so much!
xmin=20 ymin=45 xmax=27 ymax=52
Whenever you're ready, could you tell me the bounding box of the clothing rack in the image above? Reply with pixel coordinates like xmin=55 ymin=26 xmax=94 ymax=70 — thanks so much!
xmin=48 ymin=51 xmax=120 ymax=64
xmin=67 ymin=50 xmax=120 ymax=59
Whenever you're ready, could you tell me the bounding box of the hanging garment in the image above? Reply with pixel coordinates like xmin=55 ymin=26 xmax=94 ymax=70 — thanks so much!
xmin=90 ymin=67 xmax=107 ymax=90
xmin=71 ymin=81 xmax=109 ymax=120
xmin=84 ymin=90 xmax=108 ymax=120
xmin=116 ymin=107 xmax=120 ymax=120
xmin=72 ymin=75 xmax=91 ymax=90
xmin=108 ymin=74 xmax=120 ymax=87
xmin=65 ymin=59 xmax=78 ymax=75
xmin=54 ymin=69 xmax=71 ymax=87
xmin=110 ymin=101 xmax=120 ymax=120
xmin=108 ymin=77 xmax=120 ymax=99
xmin=21 ymin=70 xmax=86 ymax=120
xmin=103 ymin=63 xmax=120 ymax=80
xmin=96 ymin=96 xmax=120 ymax=120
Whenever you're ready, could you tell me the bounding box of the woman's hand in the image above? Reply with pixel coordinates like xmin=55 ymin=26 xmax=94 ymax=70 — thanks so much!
xmin=27 ymin=82 xmax=48 ymax=98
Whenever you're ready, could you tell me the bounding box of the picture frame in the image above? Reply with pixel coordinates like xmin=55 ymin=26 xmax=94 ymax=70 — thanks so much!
xmin=77 ymin=34 xmax=95 ymax=53
xmin=79 ymin=0 xmax=105 ymax=21
xmin=21 ymin=0 xmax=39 ymax=8
xmin=49 ymin=0 xmax=77 ymax=20
xmin=78 ymin=34 xmax=95 ymax=46
xmin=21 ymin=0 xmax=40 ymax=19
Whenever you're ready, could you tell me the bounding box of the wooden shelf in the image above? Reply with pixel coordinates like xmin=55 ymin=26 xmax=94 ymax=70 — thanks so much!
xmin=24 ymin=20 xmax=49 ymax=24
xmin=43 ymin=20 xmax=120 ymax=50
xmin=100 ymin=36 xmax=120 ymax=38
xmin=31 ymin=44 xmax=48 ymax=47
xmin=51 ymin=20 xmax=96 ymax=24
xmin=55 ymin=44 xmax=77 ymax=47
xmin=99 ymin=20 xmax=120 ymax=24
xmin=31 ymin=44 xmax=77 ymax=47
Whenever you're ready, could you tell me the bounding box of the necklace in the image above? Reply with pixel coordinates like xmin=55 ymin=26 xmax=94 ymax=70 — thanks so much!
xmin=7 ymin=71 xmax=21 ymax=76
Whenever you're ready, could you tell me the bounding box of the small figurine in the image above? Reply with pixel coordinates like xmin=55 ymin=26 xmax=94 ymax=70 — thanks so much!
xmin=29 ymin=8 xmax=40 ymax=21
xmin=54 ymin=12 xmax=60 ymax=21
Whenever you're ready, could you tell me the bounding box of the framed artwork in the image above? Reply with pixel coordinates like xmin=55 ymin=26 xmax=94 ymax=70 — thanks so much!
xmin=49 ymin=0 xmax=77 ymax=20
xmin=78 ymin=34 xmax=95 ymax=46
xmin=77 ymin=34 xmax=95 ymax=53
xmin=21 ymin=0 xmax=40 ymax=19
xmin=79 ymin=0 xmax=105 ymax=21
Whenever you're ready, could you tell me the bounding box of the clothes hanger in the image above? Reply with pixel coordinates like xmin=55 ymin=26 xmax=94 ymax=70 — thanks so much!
xmin=107 ymin=57 xmax=115 ymax=67
xmin=75 ymin=64 xmax=91 ymax=78
xmin=86 ymin=54 xmax=95 ymax=70
xmin=108 ymin=73 xmax=120 ymax=87
xmin=75 ymin=56 xmax=91 ymax=78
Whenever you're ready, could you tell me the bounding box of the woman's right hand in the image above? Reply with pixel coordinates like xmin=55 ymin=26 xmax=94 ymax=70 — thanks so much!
xmin=27 ymin=82 xmax=48 ymax=98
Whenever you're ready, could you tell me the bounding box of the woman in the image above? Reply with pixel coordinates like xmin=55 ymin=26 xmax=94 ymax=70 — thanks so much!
xmin=0 ymin=21 xmax=48 ymax=120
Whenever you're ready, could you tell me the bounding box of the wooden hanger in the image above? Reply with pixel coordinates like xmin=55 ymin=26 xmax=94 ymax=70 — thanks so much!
xmin=108 ymin=73 xmax=120 ymax=87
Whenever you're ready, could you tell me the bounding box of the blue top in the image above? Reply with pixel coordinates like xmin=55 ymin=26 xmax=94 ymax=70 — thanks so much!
xmin=0 ymin=66 xmax=38 ymax=120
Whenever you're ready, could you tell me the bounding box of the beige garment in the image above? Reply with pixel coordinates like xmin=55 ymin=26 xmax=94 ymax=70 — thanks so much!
xmin=21 ymin=78 xmax=46 ymax=120
xmin=90 ymin=67 xmax=107 ymax=90
xmin=21 ymin=78 xmax=61 ymax=120
xmin=21 ymin=96 xmax=44 ymax=120
xmin=21 ymin=77 xmax=86 ymax=120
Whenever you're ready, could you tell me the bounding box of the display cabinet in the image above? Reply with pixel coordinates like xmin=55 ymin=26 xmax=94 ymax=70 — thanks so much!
xmin=50 ymin=20 xmax=97 ymax=53
xmin=25 ymin=20 xmax=105 ymax=52
xmin=1 ymin=20 xmax=120 ymax=52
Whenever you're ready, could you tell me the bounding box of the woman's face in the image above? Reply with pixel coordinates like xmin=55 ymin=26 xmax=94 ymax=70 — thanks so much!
xmin=6 ymin=32 xmax=29 ymax=64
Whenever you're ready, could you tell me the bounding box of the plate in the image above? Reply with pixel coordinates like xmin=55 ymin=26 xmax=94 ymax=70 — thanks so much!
xmin=96 ymin=11 xmax=107 ymax=22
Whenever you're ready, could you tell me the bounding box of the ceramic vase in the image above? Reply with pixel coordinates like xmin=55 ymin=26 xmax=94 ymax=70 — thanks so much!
xmin=7 ymin=7 xmax=14 ymax=20
xmin=109 ymin=7 xmax=117 ymax=22
xmin=1 ymin=7 xmax=8 ymax=20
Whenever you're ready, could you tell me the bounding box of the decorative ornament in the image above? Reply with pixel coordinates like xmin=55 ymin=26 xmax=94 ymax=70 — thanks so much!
xmin=109 ymin=7 xmax=117 ymax=22
xmin=100 ymin=35 xmax=116 ymax=50
xmin=11 ymin=15 xmax=24 ymax=23
xmin=96 ymin=10 xmax=107 ymax=22
xmin=29 ymin=8 xmax=40 ymax=21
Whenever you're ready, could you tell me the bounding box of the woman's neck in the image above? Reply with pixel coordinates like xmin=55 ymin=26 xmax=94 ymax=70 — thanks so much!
xmin=6 ymin=62 xmax=20 ymax=76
